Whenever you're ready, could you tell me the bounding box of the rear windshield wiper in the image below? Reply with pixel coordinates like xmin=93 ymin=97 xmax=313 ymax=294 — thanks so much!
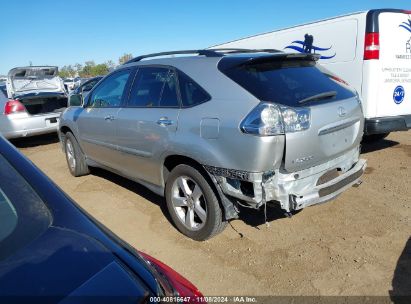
xmin=298 ymin=91 xmax=337 ymax=104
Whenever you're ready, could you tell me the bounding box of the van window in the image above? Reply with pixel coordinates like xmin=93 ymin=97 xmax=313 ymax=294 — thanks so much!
xmin=88 ymin=70 xmax=131 ymax=108
xmin=220 ymin=60 xmax=355 ymax=107
xmin=178 ymin=72 xmax=210 ymax=107
xmin=128 ymin=67 xmax=179 ymax=108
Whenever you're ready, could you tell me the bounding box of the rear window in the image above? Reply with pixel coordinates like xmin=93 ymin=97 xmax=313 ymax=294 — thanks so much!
xmin=0 ymin=154 xmax=51 ymax=261
xmin=219 ymin=60 xmax=355 ymax=107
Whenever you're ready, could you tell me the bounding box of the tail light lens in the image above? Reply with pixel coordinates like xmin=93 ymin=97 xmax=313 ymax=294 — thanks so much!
xmin=138 ymin=251 xmax=204 ymax=303
xmin=240 ymin=103 xmax=310 ymax=136
xmin=4 ymin=100 xmax=26 ymax=115
xmin=364 ymin=32 xmax=380 ymax=60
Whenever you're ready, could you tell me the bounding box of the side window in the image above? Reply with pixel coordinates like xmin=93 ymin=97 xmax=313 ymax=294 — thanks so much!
xmin=82 ymin=79 xmax=98 ymax=92
xmin=128 ymin=67 xmax=179 ymax=108
xmin=88 ymin=70 xmax=131 ymax=108
xmin=178 ymin=72 xmax=210 ymax=107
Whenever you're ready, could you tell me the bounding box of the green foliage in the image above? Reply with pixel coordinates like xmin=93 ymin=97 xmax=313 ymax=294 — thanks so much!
xmin=118 ymin=53 xmax=133 ymax=65
xmin=59 ymin=52 xmax=134 ymax=79
xmin=58 ymin=65 xmax=76 ymax=78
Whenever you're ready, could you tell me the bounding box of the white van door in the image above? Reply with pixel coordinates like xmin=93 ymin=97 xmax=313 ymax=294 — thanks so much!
xmin=377 ymin=12 xmax=411 ymax=118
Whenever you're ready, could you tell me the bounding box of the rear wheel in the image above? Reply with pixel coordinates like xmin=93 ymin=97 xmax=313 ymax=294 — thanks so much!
xmin=363 ymin=132 xmax=390 ymax=143
xmin=165 ymin=164 xmax=227 ymax=241
xmin=64 ymin=132 xmax=89 ymax=177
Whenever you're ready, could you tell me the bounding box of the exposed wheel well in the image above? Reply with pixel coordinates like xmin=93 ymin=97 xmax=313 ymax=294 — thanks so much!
xmin=163 ymin=155 xmax=204 ymax=182
xmin=163 ymin=154 xmax=228 ymax=217
xmin=163 ymin=155 xmax=236 ymax=221
xmin=60 ymin=126 xmax=72 ymax=134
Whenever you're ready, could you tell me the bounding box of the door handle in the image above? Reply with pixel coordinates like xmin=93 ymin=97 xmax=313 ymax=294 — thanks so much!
xmin=104 ymin=115 xmax=115 ymax=121
xmin=156 ymin=117 xmax=174 ymax=126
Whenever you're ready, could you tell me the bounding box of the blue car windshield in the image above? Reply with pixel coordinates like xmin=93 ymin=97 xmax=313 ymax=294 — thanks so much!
xmin=0 ymin=154 xmax=51 ymax=261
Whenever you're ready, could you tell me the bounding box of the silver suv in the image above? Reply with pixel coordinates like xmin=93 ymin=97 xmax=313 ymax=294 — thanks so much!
xmin=59 ymin=49 xmax=366 ymax=241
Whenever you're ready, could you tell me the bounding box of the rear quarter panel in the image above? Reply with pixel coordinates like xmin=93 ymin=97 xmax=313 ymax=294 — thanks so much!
xmin=157 ymin=59 xmax=285 ymax=175
xmin=167 ymin=97 xmax=285 ymax=174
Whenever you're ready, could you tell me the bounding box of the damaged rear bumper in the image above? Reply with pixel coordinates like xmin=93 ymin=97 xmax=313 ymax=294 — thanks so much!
xmin=205 ymin=147 xmax=366 ymax=215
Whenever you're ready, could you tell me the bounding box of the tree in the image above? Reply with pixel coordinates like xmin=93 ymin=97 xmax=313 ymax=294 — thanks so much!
xmin=92 ymin=64 xmax=109 ymax=76
xmin=59 ymin=65 xmax=75 ymax=78
xmin=118 ymin=53 xmax=133 ymax=65
xmin=80 ymin=61 xmax=95 ymax=78
xmin=58 ymin=68 xmax=70 ymax=79
xmin=105 ymin=60 xmax=116 ymax=71
xmin=74 ymin=63 xmax=83 ymax=74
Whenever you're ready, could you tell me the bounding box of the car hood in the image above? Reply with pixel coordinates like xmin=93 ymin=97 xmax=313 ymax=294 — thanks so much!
xmin=7 ymin=66 xmax=65 ymax=98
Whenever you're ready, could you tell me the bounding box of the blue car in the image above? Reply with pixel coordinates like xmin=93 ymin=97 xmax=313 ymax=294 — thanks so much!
xmin=0 ymin=135 xmax=203 ymax=303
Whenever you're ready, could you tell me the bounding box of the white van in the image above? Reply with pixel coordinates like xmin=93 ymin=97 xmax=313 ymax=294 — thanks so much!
xmin=212 ymin=9 xmax=411 ymax=140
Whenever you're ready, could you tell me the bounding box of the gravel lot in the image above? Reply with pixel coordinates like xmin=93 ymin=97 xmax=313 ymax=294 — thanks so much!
xmin=12 ymin=131 xmax=411 ymax=297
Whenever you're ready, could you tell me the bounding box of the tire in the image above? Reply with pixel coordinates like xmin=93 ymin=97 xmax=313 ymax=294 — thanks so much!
xmin=64 ymin=132 xmax=90 ymax=177
xmin=165 ymin=164 xmax=227 ymax=241
xmin=362 ymin=132 xmax=390 ymax=143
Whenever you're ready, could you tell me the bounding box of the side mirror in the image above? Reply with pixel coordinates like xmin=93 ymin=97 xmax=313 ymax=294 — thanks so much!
xmin=68 ymin=94 xmax=83 ymax=107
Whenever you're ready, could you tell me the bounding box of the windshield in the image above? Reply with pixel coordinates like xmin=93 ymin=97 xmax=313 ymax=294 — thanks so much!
xmin=0 ymin=154 xmax=51 ymax=261
xmin=219 ymin=60 xmax=355 ymax=107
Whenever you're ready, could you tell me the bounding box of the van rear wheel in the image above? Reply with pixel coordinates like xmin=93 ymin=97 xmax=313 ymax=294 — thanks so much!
xmin=165 ymin=164 xmax=227 ymax=241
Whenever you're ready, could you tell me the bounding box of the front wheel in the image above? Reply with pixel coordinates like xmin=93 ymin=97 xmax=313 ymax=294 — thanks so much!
xmin=165 ymin=164 xmax=227 ymax=241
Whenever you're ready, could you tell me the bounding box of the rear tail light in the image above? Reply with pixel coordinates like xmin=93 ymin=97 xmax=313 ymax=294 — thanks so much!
xmin=4 ymin=100 xmax=26 ymax=115
xmin=138 ymin=251 xmax=204 ymax=302
xmin=240 ymin=103 xmax=310 ymax=136
xmin=364 ymin=32 xmax=380 ymax=60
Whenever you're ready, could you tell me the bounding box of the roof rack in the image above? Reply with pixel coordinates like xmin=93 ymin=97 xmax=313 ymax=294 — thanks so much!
xmin=124 ymin=50 xmax=221 ymax=64
xmin=210 ymin=48 xmax=281 ymax=54
xmin=124 ymin=48 xmax=282 ymax=64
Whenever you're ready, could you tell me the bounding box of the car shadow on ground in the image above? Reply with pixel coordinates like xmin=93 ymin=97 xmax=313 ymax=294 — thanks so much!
xmin=89 ymin=167 xmax=174 ymax=224
xmin=361 ymin=139 xmax=399 ymax=154
xmin=237 ymin=203 xmax=297 ymax=228
xmin=390 ymin=237 xmax=411 ymax=303
xmin=9 ymin=133 xmax=59 ymax=148
xmin=90 ymin=167 xmax=292 ymax=233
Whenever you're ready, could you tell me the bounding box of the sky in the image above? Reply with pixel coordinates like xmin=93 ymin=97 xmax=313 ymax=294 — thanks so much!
xmin=1 ymin=0 xmax=410 ymax=74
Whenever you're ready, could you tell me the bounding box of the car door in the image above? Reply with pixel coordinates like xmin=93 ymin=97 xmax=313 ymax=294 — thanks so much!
xmin=115 ymin=66 xmax=180 ymax=185
xmin=76 ymin=69 xmax=134 ymax=168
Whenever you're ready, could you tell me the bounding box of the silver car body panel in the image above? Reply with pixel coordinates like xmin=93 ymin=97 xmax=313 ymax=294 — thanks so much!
xmin=59 ymin=54 xmax=366 ymax=217
xmin=7 ymin=66 xmax=64 ymax=98
xmin=0 ymin=112 xmax=61 ymax=139
xmin=0 ymin=66 xmax=66 ymax=139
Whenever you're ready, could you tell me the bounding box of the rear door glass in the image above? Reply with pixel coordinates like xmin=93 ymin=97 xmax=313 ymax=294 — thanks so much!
xmin=128 ymin=67 xmax=179 ymax=108
xmin=220 ymin=60 xmax=355 ymax=107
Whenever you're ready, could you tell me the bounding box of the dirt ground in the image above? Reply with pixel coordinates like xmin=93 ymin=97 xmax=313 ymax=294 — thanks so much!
xmin=12 ymin=131 xmax=411 ymax=297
